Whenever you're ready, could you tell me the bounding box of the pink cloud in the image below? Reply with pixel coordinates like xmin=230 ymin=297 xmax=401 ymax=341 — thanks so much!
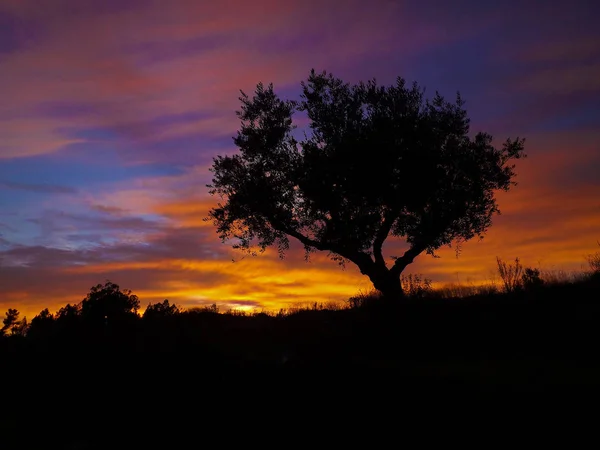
xmin=0 ymin=0 xmax=453 ymax=160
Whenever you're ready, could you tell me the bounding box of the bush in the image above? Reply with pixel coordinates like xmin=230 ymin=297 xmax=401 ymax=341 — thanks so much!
xmin=496 ymin=257 xmax=523 ymax=293
xmin=347 ymin=289 xmax=382 ymax=308
xmin=522 ymin=267 xmax=544 ymax=290
xmin=587 ymin=243 xmax=600 ymax=274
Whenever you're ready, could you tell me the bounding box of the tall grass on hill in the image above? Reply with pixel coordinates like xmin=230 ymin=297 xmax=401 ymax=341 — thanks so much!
xmin=434 ymin=282 xmax=500 ymax=299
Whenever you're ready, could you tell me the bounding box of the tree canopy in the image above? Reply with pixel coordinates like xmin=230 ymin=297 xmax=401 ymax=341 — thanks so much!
xmin=143 ymin=299 xmax=181 ymax=320
xmin=208 ymin=69 xmax=526 ymax=298
xmin=80 ymin=280 xmax=140 ymax=323
xmin=1 ymin=308 xmax=27 ymax=337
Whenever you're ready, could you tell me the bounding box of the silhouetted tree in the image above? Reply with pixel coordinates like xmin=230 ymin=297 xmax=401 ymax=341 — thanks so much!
xmin=32 ymin=308 xmax=54 ymax=321
xmin=56 ymin=303 xmax=81 ymax=319
xmin=1 ymin=308 xmax=18 ymax=335
xmin=80 ymin=281 xmax=140 ymax=325
xmin=27 ymin=308 xmax=55 ymax=339
xmin=2 ymin=308 xmax=27 ymax=336
xmin=143 ymin=299 xmax=181 ymax=320
xmin=208 ymin=69 xmax=526 ymax=298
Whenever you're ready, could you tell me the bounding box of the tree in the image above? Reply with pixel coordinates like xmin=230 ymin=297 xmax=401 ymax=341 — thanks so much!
xmin=33 ymin=308 xmax=54 ymax=321
xmin=28 ymin=308 xmax=55 ymax=339
xmin=143 ymin=299 xmax=181 ymax=320
xmin=207 ymin=70 xmax=526 ymax=298
xmin=1 ymin=308 xmax=19 ymax=336
xmin=2 ymin=308 xmax=28 ymax=336
xmin=80 ymin=280 xmax=140 ymax=324
xmin=56 ymin=303 xmax=81 ymax=321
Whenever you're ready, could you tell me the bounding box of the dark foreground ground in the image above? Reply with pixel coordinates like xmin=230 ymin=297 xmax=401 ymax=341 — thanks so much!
xmin=2 ymin=277 xmax=599 ymax=447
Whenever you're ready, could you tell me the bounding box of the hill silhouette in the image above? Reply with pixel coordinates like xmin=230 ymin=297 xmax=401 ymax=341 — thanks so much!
xmin=1 ymin=267 xmax=599 ymax=447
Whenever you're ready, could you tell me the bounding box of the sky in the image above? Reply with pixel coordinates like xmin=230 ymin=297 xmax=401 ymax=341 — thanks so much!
xmin=1 ymin=0 xmax=599 ymax=317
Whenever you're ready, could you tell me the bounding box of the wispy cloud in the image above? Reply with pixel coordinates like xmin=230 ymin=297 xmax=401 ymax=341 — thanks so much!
xmin=89 ymin=204 xmax=130 ymax=215
xmin=0 ymin=180 xmax=78 ymax=194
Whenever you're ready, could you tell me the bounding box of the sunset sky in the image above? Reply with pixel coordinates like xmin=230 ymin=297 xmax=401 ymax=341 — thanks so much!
xmin=1 ymin=0 xmax=599 ymax=317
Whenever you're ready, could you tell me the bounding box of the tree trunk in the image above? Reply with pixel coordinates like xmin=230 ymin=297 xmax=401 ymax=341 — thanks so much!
xmin=368 ymin=267 xmax=405 ymax=300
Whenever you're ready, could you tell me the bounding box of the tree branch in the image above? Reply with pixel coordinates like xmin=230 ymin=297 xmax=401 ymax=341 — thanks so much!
xmin=270 ymin=219 xmax=374 ymax=273
xmin=389 ymin=243 xmax=427 ymax=278
xmin=373 ymin=210 xmax=397 ymax=268
xmin=271 ymin=220 xmax=328 ymax=252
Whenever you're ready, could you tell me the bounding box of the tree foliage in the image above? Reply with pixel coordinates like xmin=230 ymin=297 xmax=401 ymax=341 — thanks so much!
xmin=208 ymin=69 xmax=526 ymax=297
xmin=28 ymin=308 xmax=55 ymax=339
xmin=143 ymin=299 xmax=181 ymax=320
xmin=80 ymin=280 xmax=140 ymax=323
xmin=2 ymin=308 xmax=28 ymax=336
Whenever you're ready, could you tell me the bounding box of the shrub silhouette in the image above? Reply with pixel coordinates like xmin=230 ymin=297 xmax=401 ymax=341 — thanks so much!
xmin=208 ymin=69 xmax=526 ymax=299
xmin=496 ymin=257 xmax=523 ymax=293
xmin=522 ymin=267 xmax=544 ymax=290
xmin=587 ymin=242 xmax=600 ymax=275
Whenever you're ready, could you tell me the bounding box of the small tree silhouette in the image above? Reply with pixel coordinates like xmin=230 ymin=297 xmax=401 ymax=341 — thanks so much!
xmin=1 ymin=308 xmax=28 ymax=336
xmin=208 ymin=69 xmax=526 ymax=299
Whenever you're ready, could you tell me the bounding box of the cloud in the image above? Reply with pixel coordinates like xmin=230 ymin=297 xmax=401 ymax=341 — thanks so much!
xmin=0 ymin=222 xmax=17 ymax=232
xmin=89 ymin=204 xmax=130 ymax=215
xmin=0 ymin=223 xmax=367 ymax=317
xmin=24 ymin=208 xmax=168 ymax=250
xmin=0 ymin=0 xmax=454 ymax=162
xmin=514 ymin=36 xmax=600 ymax=65
xmin=0 ymin=180 xmax=78 ymax=194
xmin=515 ymin=64 xmax=600 ymax=96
